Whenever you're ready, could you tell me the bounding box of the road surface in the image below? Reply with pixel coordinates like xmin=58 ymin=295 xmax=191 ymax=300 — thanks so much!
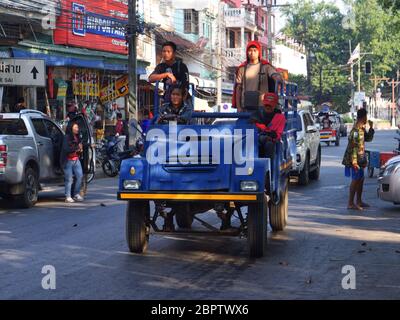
xmin=1 ymin=130 xmax=399 ymax=299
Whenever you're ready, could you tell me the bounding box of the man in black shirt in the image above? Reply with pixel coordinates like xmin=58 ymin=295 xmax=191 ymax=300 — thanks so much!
xmin=148 ymin=41 xmax=190 ymax=103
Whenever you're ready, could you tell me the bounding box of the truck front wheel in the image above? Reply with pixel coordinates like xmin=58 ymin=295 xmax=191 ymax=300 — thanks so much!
xmin=126 ymin=200 xmax=150 ymax=253
xmin=298 ymin=154 xmax=310 ymax=186
xmin=247 ymin=195 xmax=268 ymax=258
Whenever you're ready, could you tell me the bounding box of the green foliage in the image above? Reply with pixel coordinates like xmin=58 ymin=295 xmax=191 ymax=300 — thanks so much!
xmin=282 ymin=0 xmax=400 ymax=113
xmin=342 ymin=115 xmax=354 ymax=123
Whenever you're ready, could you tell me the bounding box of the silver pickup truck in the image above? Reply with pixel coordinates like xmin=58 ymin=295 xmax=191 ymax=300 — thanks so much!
xmin=0 ymin=110 xmax=95 ymax=208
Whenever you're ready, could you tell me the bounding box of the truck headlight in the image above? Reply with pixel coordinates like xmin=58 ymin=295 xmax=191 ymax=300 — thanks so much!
xmin=240 ymin=181 xmax=258 ymax=191
xmin=123 ymin=180 xmax=141 ymax=190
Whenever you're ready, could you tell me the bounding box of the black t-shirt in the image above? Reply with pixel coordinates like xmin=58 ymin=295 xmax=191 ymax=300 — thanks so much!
xmin=152 ymin=59 xmax=189 ymax=102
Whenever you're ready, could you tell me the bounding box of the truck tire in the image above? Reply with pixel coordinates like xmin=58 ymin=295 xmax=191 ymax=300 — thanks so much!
xmin=309 ymin=147 xmax=321 ymax=180
xmin=16 ymin=167 xmax=39 ymax=208
xmin=270 ymin=181 xmax=288 ymax=231
xmin=335 ymin=135 xmax=340 ymax=146
xmin=175 ymin=204 xmax=194 ymax=229
xmin=126 ymin=200 xmax=150 ymax=253
xmin=298 ymin=154 xmax=310 ymax=186
xmin=247 ymin=195 xmax=268 ymax=258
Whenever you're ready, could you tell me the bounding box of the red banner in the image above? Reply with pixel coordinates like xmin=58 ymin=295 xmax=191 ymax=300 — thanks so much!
xmin=54 ymin=0 xmax=128 ymax=54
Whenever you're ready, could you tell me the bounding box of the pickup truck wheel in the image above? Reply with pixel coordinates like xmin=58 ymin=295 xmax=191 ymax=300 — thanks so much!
xmin=298 ymin=154 xmax=310 ymax=186
xmin=309 ymin=148 xmax=321 ymax=180
xmin=175 ymin=204 xmax=194 ymax=229
xmin=126 ymin=200 xmax=150 ymax=253
xmin=270 ymin=181 xmax=288 ymax=231
xmin=17 ymin=167 xmax=39 ymax=208
xmin=247 ymin=195 xmax=268 ymax=258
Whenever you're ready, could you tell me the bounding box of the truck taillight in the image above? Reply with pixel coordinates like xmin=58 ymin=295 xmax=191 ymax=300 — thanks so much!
xmin=0 ymin=145 xmax=7 ymax=171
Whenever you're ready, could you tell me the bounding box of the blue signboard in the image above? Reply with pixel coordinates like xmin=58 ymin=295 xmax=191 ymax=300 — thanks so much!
xmin=72 ymin=2 xmax=126 ymax=39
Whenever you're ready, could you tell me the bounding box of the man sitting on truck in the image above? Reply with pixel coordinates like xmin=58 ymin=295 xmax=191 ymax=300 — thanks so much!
xmin=157 ymin=86 xmax=193 ymax=125
xmin=251 ymin=92 xmax=286 ymax=159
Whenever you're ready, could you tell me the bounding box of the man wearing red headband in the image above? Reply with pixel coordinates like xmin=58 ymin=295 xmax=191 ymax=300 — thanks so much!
xmin=251 ymin=92 xmax=286 ymax=159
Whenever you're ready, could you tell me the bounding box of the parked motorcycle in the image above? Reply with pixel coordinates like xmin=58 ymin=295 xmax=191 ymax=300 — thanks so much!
xmin=101 ymin=136 xmax=141 ymax=177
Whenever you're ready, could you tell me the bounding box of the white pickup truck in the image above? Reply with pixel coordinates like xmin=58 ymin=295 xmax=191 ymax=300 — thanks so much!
xmin=0 ymin=110 xmax=94 ymax=208
xmin=290 ymin=110 xmax=321 ymax=186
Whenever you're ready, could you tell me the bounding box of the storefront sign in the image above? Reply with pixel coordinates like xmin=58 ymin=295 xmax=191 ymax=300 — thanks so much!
xmin=56 ymin=80 xmax=68 ymax=100
xmin=100 ymin=75 xmax=129 ymax=103
xmin=54 ymin=0 xmax=128 ymax=54
xmin=72 ymin=69 xmax=100 ymax=97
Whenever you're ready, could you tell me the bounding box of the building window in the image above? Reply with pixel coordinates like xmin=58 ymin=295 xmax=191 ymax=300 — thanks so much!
xmin=184 ymin=9 xmax=199 ymax=34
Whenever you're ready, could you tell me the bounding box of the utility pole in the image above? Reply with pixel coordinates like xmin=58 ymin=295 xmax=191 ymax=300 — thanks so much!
xmin=128 ymin=0 xmax=138 ymax=121
xmin=216 ymin=1 xmax=223 ymax=107
xmin=387 ymin=78 xmax=400 ymax=128
xmin=349 ymin=40 xmax=354 ymax=113
xmin=358 ymin=44 xmax=361 ymax=92
xmin=267 ymin=0 xmax=273 ymax=62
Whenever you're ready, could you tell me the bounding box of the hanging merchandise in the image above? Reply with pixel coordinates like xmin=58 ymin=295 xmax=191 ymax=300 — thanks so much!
xmin=73 ymin=69 xmax=100 ymax=97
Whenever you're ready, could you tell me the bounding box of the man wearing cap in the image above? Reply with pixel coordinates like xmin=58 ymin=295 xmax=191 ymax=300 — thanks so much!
xmin=251 ymin=92 xmax=286 ymax=159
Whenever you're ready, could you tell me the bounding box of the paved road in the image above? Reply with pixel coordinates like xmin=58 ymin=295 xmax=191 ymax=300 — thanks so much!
xmin=1 ymin=130 xmax=399 ymax=299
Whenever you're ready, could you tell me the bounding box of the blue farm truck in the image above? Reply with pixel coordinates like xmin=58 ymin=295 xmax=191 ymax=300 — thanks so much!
xmin=117 ymin=83 xmax=298 ymax=258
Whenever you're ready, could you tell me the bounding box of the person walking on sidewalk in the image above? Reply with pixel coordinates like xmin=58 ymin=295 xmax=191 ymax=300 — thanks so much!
xmin=60 ymin=122 xmax=84 ymax=203
xmin=342 ymin=108 xmax=374 ymax=210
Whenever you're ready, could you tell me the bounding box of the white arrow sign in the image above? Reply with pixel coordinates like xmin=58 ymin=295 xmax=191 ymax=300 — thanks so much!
xmin=0 ymin=59 xmax=46 ymax=87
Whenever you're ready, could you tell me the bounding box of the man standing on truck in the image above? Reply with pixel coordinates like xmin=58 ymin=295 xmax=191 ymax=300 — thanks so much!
xmin=232 ymin=41 xmax=282 ymax=112
xmin=148 ymin=41 xmax=190 ymax=104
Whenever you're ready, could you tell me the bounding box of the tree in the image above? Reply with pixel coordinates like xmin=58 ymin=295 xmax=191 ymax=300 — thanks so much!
xmin=282 ymin=0 xmax=400 ymax=112
xmin=282 ymin=1 xmax=351 ymax=109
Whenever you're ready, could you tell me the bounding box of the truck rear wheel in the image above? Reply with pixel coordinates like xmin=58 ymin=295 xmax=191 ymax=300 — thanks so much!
xmin=175 ymin=203 xmax=194 ymax=229
xmin=247 ymin=195 xmax=268 ymax=258
xmin=270 ymin=181 xmax=288 ymax=231
xmin=126 ymin=200 xmax=150 ymax=253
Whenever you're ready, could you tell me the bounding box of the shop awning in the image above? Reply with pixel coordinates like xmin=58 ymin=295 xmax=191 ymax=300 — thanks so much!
xmin=11 ymin=41 xmax=148 ymax=73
